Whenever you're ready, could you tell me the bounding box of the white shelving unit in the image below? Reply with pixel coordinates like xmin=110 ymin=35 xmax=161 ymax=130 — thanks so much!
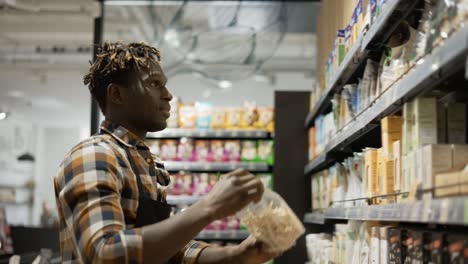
xmin=147 ymin=129 xmax=272 ymax=139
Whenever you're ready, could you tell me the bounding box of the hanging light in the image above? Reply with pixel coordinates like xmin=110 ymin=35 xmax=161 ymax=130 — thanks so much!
xmin=0 ymin=112 xmax=8 ymax=121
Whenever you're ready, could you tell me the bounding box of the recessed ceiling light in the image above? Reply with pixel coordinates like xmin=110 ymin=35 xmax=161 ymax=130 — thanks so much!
xmin=0 ymin=112 xmax=8 ymax=121
xmin=218 ymin=80 xmax=232 ymax=89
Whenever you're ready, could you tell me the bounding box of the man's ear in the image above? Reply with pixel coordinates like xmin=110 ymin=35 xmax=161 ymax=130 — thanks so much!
xmin=107 ymin=83 xmax=124 ymax=105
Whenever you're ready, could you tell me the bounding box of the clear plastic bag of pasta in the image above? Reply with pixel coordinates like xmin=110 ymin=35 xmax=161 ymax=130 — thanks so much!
xmin=236 ymin=188 xmax=305 ymax=252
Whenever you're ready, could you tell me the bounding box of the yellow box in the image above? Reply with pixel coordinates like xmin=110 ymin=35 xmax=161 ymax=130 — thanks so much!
xmin=382 ymin=131 xmax=402 ymax=157
xmin=381 ymin=160 xmax=394 ymax=195
xmin=365 ymin=148 xmax=379 ymax=197
xmin=381 ymin=116 xmax=403 ymax=133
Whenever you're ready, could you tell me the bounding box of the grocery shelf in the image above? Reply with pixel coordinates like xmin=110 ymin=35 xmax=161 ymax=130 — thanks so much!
xmin=304 ymin=153 xmax=328 ymax=176
xmin=305 ymin=26 xmax=468 ymax=175
xmin=303 ymin=211 xmax=325 ymax=225
xmin=305 ymin=196 xmax=468 ymax=226
xmin=195 ymin=230 xmax=249 ymax=241
xmin=164 ymin=161 xmax=270 ymax=172
xmin=147 ymin=129 xmax=272 ymax=139
xmin=167 ymin=195 xmax=201 ymax=205
xmin=305 ymin=0 xmax=419 ymax=128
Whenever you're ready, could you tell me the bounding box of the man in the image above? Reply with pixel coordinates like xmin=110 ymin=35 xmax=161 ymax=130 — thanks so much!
xmin=54 ymin=41 xmax=277 ymax=264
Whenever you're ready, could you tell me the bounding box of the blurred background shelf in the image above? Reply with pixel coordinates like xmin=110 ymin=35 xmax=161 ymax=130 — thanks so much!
xmin=305 ymin=196 xmax=468 ymax=226
xmin=147 ymin=129 xmax=272 ymax=139
xmin=164 ymin=161 xmax=271 ymax=172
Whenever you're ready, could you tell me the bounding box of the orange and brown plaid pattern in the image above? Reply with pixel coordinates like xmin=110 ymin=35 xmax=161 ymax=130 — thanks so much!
xmin=54 ymin=121 xmax=210 ymax=264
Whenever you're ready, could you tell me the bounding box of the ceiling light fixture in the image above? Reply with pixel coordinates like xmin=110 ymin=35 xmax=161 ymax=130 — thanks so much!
xmin=218 ymin=80 xmax=232 ymax=89
xmin=164 ymin=29 xmax=180 ymax=47
xmin=0 ymin=112 xmax=8 ymax=121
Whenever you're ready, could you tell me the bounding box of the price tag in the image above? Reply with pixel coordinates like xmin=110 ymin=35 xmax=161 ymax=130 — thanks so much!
xmin=203 ymin=163 xmax=210 ymax=170
xmin=215 ymin=130 xmax=222 ymax=137
xmin=231 ymin=131 xmax=238 ymax=137
xmin=255 ymin=131 xmax=262 ymax=137
xmin=248 ymin=163 xmax=255 ymax=171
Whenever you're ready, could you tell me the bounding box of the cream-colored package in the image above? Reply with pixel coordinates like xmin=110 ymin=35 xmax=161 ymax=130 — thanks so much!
xmin=447 ymin=103 xmax=466 ymax=144
xmin=461 ymin=169 xmax=468 ymax=195
xmin=370 ymin=226 xmax=380 ymax=264
xmin=435 ymin=171 xmax=460 ymax=197
xmin=377 ymin=148 xmax=384 ymax=197
xmin=415 ymin=147 xmax=424 ymax=193
xmin=412 ymin=97 xmax=438 ymax=149
xmin=393 ymin=140 xmax=402 ymax=194
xmin=407 ymin=151 xmax=416 ymax=196
xmin=401 ymin=154 xmax=409 ymax=195
xmin=422 ymin=144 xmax=453 ymax=200
xmin=402 ymin=102 xmax=414 ymax=155
xmin=379 ymin=226 xmax=393 ymax=264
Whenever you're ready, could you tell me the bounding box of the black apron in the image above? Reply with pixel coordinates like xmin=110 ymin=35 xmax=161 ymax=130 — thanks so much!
xmin=122 ymin=146 xmax=173 ymax=227
xmin=99 ymin=131 xmax=174 ymax=262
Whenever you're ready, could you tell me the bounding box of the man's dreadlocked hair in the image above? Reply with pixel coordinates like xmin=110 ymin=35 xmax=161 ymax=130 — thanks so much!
xmin=83 ymin=41 xmax=162 ymax=113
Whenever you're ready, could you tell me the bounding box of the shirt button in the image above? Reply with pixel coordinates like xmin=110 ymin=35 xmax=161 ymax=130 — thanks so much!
xmin=146 ymin=158 xmax=152 ymax=163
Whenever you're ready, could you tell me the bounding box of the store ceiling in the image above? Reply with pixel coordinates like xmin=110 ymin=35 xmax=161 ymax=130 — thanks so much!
xmin=0 ymin=0 xmax=318 ymax=129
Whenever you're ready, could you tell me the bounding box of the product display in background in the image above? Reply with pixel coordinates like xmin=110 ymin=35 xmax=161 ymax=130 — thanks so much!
xmin=166 ymin=173 xmax=273 ymax=197
xmin=306 ymin=222 xmax=468 ymax=264
xmin=166 ymin=98 xmax=274 ymax=132
xmin=147 ymin=139 xmax=274 ymax=164
xmin=310 ymin=1 xmax=468 ymax=151
xmin=310 ymin=95 xmax=468 ymax=210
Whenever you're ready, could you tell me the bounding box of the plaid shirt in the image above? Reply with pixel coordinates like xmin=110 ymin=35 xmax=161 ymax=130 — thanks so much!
xmin=54 ymin=121 xmax=210 ymax=264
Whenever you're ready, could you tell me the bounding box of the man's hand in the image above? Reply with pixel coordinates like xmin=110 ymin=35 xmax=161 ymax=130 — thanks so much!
xmin=231 ymin=236 xmax=280 ymax=264
xmin=201 ymin=168 xmax=264 ymax=220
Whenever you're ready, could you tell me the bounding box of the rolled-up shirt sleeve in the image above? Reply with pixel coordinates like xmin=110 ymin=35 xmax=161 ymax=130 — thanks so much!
xmin=56 ymin=142 xmax=144 ymax=264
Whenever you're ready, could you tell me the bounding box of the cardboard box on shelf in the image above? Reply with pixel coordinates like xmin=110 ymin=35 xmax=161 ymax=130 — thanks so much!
xmin=421 ymin=144 xmax=453 ymax=200
xmin=434 ymin=171 xmax=460 ymax=197
xmin=381 ymin=159 xmax=395 ymax=197
xmin=370 ymin=226 xmax=381 ymax=264
xmin=412 ymin=97 xmax=438 ymax=149
xmin=365 ymin=148 xmax=379 ymax=197
xmin=452 ymin=144 xmax=468 ymax=169
xmin=381 ymin=116 xmax=403 ymax=156
xmin=447 ymin=103 xmax=467 ymax=144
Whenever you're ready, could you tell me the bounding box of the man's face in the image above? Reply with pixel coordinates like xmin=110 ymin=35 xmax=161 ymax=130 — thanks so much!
xmin=125 ymin=61 xmax=173 ymax=132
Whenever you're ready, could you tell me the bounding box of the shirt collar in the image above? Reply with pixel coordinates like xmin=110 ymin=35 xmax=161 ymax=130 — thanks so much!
xmin=100 ymin=120 xmax=147 ymax=148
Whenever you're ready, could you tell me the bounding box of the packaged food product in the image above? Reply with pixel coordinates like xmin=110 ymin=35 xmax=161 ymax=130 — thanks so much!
xmin=193 ymin=173 xmax=210 ymax=196
xmin=257 ymin=140 xmax=274 ymax=165
xmin=236 ymin=188 xmax=305 ymax=252
xmin=178 ymin=104 xmax=197 ymax=128
xmin=159 ymin=140 xmax=178 ymax=161
xmin=210 ymin=140 xmax=225 ymax=162
xmin=210 ymin=108 xmax=226 ymax=129
xmin=225 ymin=108 xmax=242 ymax=129
xmin=194 ymin=140 xmax=211 ymax=162
xmin=240 ymin=101 xmax=258 ymax=129
xmin=195 ymin=102 xmax=212 ymax=129
xmin=255 ymin=107 xmax=274 ymax=132
xmin=176 ymin=138 xmax=194 ymax=161
xmin=224 ymin=140 xmax=241 ymax=162
xmin=430 ymin=232 xmax=449 ymax=264
xmin=205 ymin=174 xmax=219 ymax=194
xmin=447 ymin=234 xmax=468 ymax=264
xmin=241 ymin=140 xmax=257 ymax=162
